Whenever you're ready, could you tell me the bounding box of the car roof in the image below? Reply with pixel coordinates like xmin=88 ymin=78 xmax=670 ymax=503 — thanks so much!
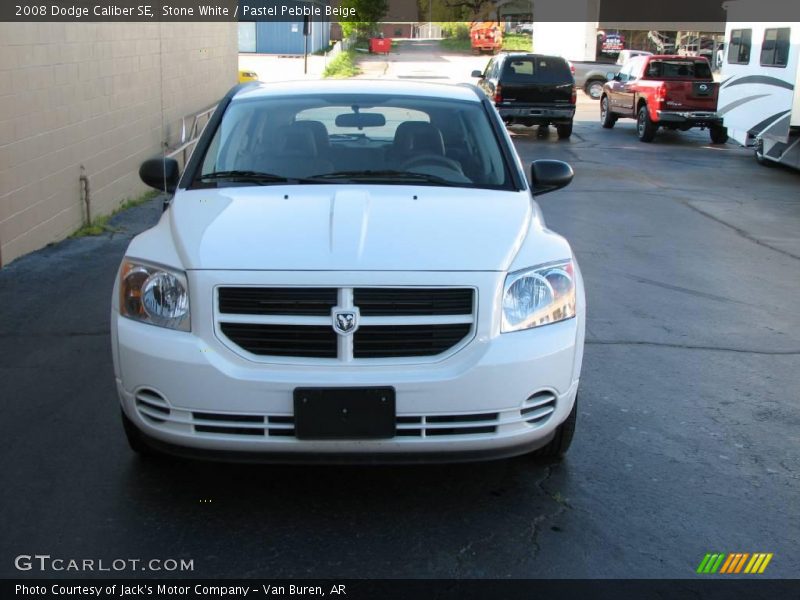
xmin=233 ymin=79 xmax=483 ymax=103
xmin=500 ymin=52 xmax=566 ymax=60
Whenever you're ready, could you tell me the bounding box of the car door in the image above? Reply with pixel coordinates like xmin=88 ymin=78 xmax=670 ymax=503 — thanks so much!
xmin=617 ymin=57 xmax=643 ymax=116
xmin=606 ymin=60 xmax=632 ymax=111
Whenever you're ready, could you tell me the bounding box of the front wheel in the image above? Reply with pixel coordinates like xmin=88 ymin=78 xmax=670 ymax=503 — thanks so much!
xmin=585 ymin=79 xmax=605 ymax=100
xmin=600 ymin=96 xmax=616 ymax=128
xmin=637 ymin=105 xmax=657 ymax=142
xmin=709 ymin=125 xmax=728 ymax=144
xmin=556 ymin=122 xmax=573 ymax=139
xmin=531 ymin=394 xmax=578 ymax=459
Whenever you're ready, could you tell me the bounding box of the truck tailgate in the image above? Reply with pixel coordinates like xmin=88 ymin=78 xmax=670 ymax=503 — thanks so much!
xmin=501 ymin=81 xmax=574 ymax=105
xmin=663 ymin=80 xmax=718 ymax=111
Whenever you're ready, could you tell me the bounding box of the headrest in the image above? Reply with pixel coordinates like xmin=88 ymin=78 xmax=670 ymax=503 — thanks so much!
xmin=293 ymin=120 xmax=330 ymax=150
xmin=275 ymin=125 xmax=318 ymax=156
xmin=393 ymin=122 xmax=445 ymax=156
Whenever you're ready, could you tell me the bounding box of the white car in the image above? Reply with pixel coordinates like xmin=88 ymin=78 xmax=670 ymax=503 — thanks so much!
xmin=112 ymin=80 xmax=585 ymax=463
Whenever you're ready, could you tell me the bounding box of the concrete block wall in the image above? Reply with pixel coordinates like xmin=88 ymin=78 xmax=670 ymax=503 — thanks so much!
xmin=0 ymin=22 xmax=238 ymax=266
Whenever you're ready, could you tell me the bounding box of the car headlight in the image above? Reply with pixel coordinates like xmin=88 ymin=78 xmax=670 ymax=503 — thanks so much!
xmin=502 ymin=260 xmax=576 ymax=333
xmin=119 ymin=260 xmax=190 ymax=331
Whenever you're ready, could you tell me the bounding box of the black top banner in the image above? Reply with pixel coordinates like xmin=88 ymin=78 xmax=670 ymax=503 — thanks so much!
xmin=2 ymin=0 xmax=800 ymax=22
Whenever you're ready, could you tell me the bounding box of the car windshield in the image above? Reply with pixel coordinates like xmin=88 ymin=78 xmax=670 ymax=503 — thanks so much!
xmin=646 ymin=60 xmax=712 ymax=79
xmin=194 ymin=93 xmax=514 ymax=190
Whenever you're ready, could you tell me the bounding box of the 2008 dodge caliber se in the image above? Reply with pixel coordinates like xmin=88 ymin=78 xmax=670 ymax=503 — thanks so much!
xmin=111 ymin=80 xmax=585 ymax=463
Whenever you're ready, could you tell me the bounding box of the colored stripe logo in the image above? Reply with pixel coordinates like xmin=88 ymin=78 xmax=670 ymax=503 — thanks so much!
xmin=697 ymin=553 xmax=773 ymax=574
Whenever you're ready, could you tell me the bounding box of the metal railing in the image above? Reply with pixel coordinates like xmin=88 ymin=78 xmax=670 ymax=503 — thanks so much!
xmin=164 ymin=104 xmax=217 ymax=168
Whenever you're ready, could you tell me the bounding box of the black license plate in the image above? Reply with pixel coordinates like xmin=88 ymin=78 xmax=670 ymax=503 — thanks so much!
xmin=293 ymin=387 xmax=396 ymax=440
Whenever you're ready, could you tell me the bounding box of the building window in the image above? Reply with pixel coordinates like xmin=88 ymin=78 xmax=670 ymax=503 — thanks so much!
xmin=760 ymin=28 xmax=791 ymax=67
xmin=727 ymin=29 xmax=751 ymax=65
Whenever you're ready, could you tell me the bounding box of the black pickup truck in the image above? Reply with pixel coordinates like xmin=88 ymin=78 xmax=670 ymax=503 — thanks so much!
xmin=472 ymin=53 xmax=576 ymax=139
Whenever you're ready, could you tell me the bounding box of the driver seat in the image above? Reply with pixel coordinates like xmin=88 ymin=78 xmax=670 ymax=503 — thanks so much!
xmin=388 ymin=122 xmax=463 ymax=173
xmin=395 ymin=122 xmax=447 ymax=157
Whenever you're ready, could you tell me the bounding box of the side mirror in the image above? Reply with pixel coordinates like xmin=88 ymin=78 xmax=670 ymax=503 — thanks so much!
xmin=606 ymin=71 xmax=617 ymax=81
xmin=139 ymin=157 xmax=179 ymax=194
xmin=530 ymin=160 xmax=573 ymax=196
xmin=471 ymin=70 xmax=484 ymax=78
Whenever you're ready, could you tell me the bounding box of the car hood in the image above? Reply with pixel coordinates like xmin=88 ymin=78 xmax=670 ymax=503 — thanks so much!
xmin=168 ymin=185 xmax=532 ymax=271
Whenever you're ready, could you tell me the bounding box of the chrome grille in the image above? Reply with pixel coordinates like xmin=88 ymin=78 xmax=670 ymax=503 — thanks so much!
xmin=216 ymin=287 xmax=475 ymax=361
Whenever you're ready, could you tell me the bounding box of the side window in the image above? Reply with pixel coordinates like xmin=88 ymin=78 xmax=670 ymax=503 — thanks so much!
xmin=492 ymin=59 xmax=502 ymax=79
xmin=617 ymin=62 xmax=632 ymax=82
xmin=483 ymin=59 xmax=494 ymax=79
xmin=728 ymin=29 xmax=751 ymax=64
xmin=761 ymin=28 xmax=791 ymax=67
xmin=627 ymin=58 xmax=642 ymax=81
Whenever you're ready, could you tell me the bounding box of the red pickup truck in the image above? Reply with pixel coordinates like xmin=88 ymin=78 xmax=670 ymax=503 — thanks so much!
xmin=599 ymin=55 xmax=727 ymax=144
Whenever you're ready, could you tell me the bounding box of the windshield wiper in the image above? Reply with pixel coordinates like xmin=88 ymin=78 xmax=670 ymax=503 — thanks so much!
xmin=197 ymin=170 xmax=322 ymax=185
xmin=310 ymin=170 xmax=461 ymax=186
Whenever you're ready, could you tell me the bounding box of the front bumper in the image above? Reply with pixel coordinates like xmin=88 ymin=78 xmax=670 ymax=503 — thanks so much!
xmin=113 ymin=271 xmax=584 ymax=462
xmin=656 ymin=110 xmax=721 ymax=126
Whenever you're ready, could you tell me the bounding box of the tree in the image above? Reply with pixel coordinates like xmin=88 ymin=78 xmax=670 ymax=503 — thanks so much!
xmin=339 ymin=0 xmax=389 ymax=40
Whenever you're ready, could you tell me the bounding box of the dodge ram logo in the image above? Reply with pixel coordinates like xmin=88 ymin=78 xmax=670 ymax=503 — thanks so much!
xmin=699 ymin=84 xmax=708 ymax=91
xmin=333 ymin=310 xmax=358 ymax=335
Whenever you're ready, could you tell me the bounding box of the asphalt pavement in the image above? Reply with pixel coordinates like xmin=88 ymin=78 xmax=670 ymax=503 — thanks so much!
xmin=1 ymin=44 xmax=799 ymax=580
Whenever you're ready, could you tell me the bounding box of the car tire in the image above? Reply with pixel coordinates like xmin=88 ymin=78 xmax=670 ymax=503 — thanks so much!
xmin=585 ymin=79 xmax=605 ymax=100
xmin=600 ymin=96 xmax=616 ymax=129
xmin=121 ymin=409 xmax=161 ymax=458
xmin=709 ymin=125 xmax=728 ymax=144
xmin=531 ymin=394 xmax=578 ymax=459
xmin=636 ymin=105 xmax=657 ymax=142
xmin=556 ymin=122 xmax=573 ymax=139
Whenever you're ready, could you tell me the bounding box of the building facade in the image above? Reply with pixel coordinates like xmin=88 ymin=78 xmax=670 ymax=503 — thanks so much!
xmin=0 ymin=22 xmax=239 ymax=267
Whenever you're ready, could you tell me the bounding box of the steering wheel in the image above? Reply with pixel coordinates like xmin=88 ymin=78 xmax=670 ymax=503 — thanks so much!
xmin=401 ymin=154 xmax=463 ymax=173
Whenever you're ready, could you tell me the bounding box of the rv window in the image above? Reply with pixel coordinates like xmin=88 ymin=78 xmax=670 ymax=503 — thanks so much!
xmin=727 ymin=29 xmax=751 ymax=65
xmin=760 ymin=28 xmax=791 ymax=67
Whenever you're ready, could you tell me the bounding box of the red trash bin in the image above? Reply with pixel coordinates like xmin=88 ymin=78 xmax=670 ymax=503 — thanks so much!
xmin=370 ymin=38 xmax=391 ymax=54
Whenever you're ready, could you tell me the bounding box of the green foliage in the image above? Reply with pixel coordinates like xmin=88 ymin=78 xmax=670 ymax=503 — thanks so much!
xmin=339 ymin=0 xmax=388 ymax=41
xmin=419 ymin=0 xmax=494 ymax=21
xmin=440 ymin=37 xmax=472 ymax=53
xmin=440 ymin=22 xmax=470 ymax=40
xmin=323 ymin=50 xmax=361 ymax=79
xmin=502 ymin=33 xmax=532 ymax=51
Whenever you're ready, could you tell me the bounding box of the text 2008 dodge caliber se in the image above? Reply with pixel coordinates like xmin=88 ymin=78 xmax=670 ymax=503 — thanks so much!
xmin=111 ymin=80 xmax=585 ymax=463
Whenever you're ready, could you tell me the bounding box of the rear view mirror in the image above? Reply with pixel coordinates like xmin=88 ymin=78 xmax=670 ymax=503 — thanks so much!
xmin=335 ymin=113 xmax=386 ymax=128
xmin=530 ymin=160 xmax=573 ymax=196
xmin=139 ymin=158 xmax=179 ymax=194
xmin=471 ymin=70 xmax=484 ymax=78
xmin=606 ymin=71 xmax=617 ymax=81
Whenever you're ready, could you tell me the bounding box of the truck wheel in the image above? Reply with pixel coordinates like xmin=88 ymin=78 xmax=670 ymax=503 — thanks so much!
xmin=556 ymin=122 xmax=573 ymax=139
xmin=709 ymin=126 xmax=728 ymax=144
xmin=531 ymin=394 xmax=578 ymax=459
xmin=585 ymin=79 xmax=604 ymax=100
xmin=121 ymin=410 xmax=162 ymax=458
xmin=636 ymin=105 xmax=657 ymax=142
xmin=600 ymin=96 xmax=616 ymax=128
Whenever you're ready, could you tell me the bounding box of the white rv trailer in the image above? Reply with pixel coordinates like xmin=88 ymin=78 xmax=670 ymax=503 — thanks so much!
xmin=719 ymin=1 xmax=800 ymax=169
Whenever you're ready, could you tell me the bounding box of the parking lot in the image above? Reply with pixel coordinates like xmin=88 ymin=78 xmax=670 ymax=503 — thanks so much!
xmin=2 ymin=43 xmax=799 ymax=579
